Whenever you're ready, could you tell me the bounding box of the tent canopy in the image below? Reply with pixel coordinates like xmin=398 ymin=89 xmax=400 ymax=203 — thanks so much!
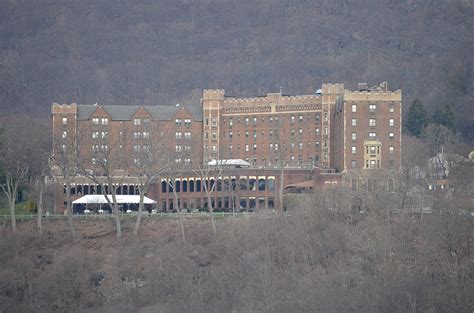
xmin=72 ymin=195 xmax=156 ymax=205
xmin=208 ymin=159 xmax=251 ymax=167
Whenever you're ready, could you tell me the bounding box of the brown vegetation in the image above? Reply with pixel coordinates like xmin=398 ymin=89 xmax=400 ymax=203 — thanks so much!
xmin=0 ymin=196 xmax=472 ymax=312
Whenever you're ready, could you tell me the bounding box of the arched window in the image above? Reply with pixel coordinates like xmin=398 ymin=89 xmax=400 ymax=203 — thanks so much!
xmin=258 ymin=178 xmax=265 ymax=191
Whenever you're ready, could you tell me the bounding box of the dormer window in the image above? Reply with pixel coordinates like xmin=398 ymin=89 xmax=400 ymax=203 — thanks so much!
xmin=101 ymin=118 xmax=108 ymax=125
xmin=134 ymin=118 xmax=141 ymax=126
xmin=92 ymin=118 xmax=99 ymax=125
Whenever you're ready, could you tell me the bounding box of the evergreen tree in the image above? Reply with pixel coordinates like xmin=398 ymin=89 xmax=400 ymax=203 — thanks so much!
xmin=406 ymin=98 xmax=429 ymax=137
xmin=431 ymin=104 xmax=455 ymax=131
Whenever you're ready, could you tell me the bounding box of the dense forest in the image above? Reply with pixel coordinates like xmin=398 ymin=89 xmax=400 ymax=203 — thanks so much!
xmin=0 ymin=0 xmax=473 ymax=141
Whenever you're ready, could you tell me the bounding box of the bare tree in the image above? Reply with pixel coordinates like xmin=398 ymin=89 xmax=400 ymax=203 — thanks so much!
xmin=193 ymin=157 xmax=224 ymax=234
xmin=79 ymin=128 xmax=128 ymax=239
xmin=130 ymin=123 xmax=167 ymax=236
xmin=0 ymin=116 xmax=44 ymax=232
xmin=50 ymin=120 xmax=79 ymax=239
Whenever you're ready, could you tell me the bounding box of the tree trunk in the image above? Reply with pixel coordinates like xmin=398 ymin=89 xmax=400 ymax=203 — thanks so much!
xmin=110 ymin=191 xmax=122 ymax=239
xmin=133 ymin=191 xmax=145 ymax=236
xmin=173 ymin=189 xmax=186 ymax=243
xmin=65 ymin=180 xmax=76 ymax=239
xmin=9 ymin=190 xmax=16 ymax=233
xmin=37 ymin=179 xmax=44 ymax=236
xmin=207 ymin=193 xmax=217 ymax=234
xmin=279 ymin=168 xmax=284 ymax=214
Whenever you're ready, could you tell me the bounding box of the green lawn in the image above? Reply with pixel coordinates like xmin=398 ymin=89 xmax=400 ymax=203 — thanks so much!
xmin=0 ymin=199 xmax=30 ymax=216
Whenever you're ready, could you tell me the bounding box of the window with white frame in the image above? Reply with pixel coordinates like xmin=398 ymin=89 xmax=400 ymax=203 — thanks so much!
xmin=315 ymin=141 xmax=320 ymax=148
xmin=369 ymin=118 xmax=376 ymax=127
xmin=134 ymin=131 xmax=141 ymax=139
xmin=184 ymin=132 xmax=191 ymax=139
xmin=175 ymin=119 xmax=182 ymax=126
xmin=134 ymin=144 xmax=141 ymax=152
xmin=389 ymin=118 xmax=395 ymax=127
xmin=369 ymin=132 xmax=377 ymax=139
xmin=352 ymin=104 xmax=357 ymax=112
xmin=184 ymin=119 xmax=191 ymax=126
xmin=62 ymin=131 xmax=67 ymax=138
xmin=352 ymin=118 xmax=357 ymax=126
xmin=101 ymin=118 xmax=108 ymax=125
xmin=211 ymin=118 xmax=217 ymax=126
xmin=62 ymin=117 xmax=67 ymax=125
xmin=143 ymin=118 xmax=150 ymax=125
xmin=92 ymin=118 xmax=99 ymax=125
xmin=369 ymin=104 xmax=376 ymax=113
xmin=389 ymin=132 xmax=394 ymax=139
xmin=253 ymin=143 xmax=257 ymax=151
xmin=134 ymin=118 xmax=141 ymax=126
xmin=245 ymin=144 xmax=249 ymax=152
xmin=142 ymin=131 xmax=149 ymax=139
xmin=389 ymin=146 xmax=394 ymax=154
xmin=212 ymin=144 xmax=217 ymax=152
xmin=352 ymin=146 xmax=357 ymax=154
xmin=315 ymin=128 xmax=320 ymax=136
xmin=389 ymin=105 xmax=395 ymax=113
xmin=101 ymin=131 xmax=108 ymax=139
xmin=92 ymin=131 xmax=99 ymax=139
xmin=175 ymin=132 xmax=182 ymax=139
xmin=352 ymin=132 xmax=357 ymax=141
xmin=275 ymin=143 xmax=279 ymax=151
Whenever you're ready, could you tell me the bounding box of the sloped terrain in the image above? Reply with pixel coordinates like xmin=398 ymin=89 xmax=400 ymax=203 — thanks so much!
xmin=0 ymin=0 xmax=473 ymax=141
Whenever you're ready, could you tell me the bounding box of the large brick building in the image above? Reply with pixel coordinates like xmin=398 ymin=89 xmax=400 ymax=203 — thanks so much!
xmin=51 ymin=82 xmax=401 ymax=212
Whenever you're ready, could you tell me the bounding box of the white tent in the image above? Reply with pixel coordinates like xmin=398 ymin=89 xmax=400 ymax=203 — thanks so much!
xmin=207 ymin=159 xmax=251 ymax=167
xmin=72 ymin=195 xmax=156 ymax=205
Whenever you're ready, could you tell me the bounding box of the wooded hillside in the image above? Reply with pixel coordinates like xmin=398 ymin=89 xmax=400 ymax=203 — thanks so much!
xmin=0 ymin=0 xmax=473 ymax=141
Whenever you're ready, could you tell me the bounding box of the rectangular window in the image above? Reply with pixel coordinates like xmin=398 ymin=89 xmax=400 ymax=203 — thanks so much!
xmin=229 ymin=131 xmax=233 ymax=139
xmin=92 ymin=131 xmax=99 ymax=139
xmin=253 ymin=143 xmax=257 ymax=151
xmin=389 ymin=118 xmax=395 ymax=127
xmin=134 ymin=144 xmax=141 ymax=152
xmin=253 ymin=130 xmax=257 ymax=139
xmin=269 ymin=143 xmax=273 ymax=150
xmin=369 ymin=104 xmax=376 ymax=113
xmin=389 ymin=146 xmax=394 ymax=154
xmin=134 ymin=131 xmax=140 ymax=139
xmin=315 ymin=113 xmax=320 ymax=123
xmin=389 ymin=132 xmax=394 ymax=139
xmin=175 ymin=132 xmax=182 ymax=139
xmin=352 ymin=104 xmax=357 ymax=112
xmin=212 ymin=131 xmax=217 ymax=139
xmin=253 ymin=117 xmax=257 ymax=125
xmin=299 ymin=115 xmax=303 ymax=122
xmin=352 ymin=146 xmax=357 ymax=154
xmin=274 ymin=143 xmax=279 ymax=151
xmin=291 ymin=115 xmax=295 ymax=124
xmin=175 ymin=119 xmax=182 ymax=126
xmin=389 ymin=105 xmax=395 ymax=113
xmin=142 ymin=131 xmax=149 ymax=139
xmin=352 ymin=132 xmax=357 ymax=141
xmin=315 ymin=128 xmax=320 ymax=136
xmin=315 ymin=141 xmax=320 ymax=148
xmin=212 ymin=144 xmax=217 ymax=152
xmin=101 ymin=118 xmax=108 ymax=125
xmin=211 ymin=118 xmax=217 ymax=126
xmin=62 ymin=131 xmax=67 ymax=138
xmin=184 ymin=132 xmax=191 ymax=139
xmin=184 ymin=119 xmax=191 ymax=126
xmin=245 ymin=144 xmax=249 ymax=152
xmin=143 ymin=118 xmax=150 ymax=125
xmin=369 ymin=118 xmax=376 ymax=127
xmin=101 ymin=131 xmax=108 ymax=139
xmin=245 ymin=117 xmax=249 ymax=125
xmin=92 ymin=117 xmax=99 ymax=125
xmin=62 ymin=117 xmax=67 ymax=125
xmin=324 ymin=127 xmax=328 ymax=135
xmin=352 ymin=118 xmax=357 ymax=126
xmin=175 ymin=145 xmax=182 ymax=152
xmin=229 ymin=118 xmax=233 ymax=127
xmin=323 ymin=112 xmax=328 ymax=121
xmin=298 ymin=142 xmax=303 ymax=150
xmin=245 ymin=130 xmax=249 ymax=138
xmin=369 ymin=132 xmax=376 ymax=139
xmin=351 ymin=160 xmax=357 ymax=168
xmin=134 ymin=118 xmax=141 ymax=126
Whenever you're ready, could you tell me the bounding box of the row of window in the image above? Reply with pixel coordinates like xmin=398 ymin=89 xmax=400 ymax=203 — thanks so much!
xmin=226 ymin=141 xmax=324 ymax=152
xmin=92 ymin=117 xmax=109 ymax=125
xmin=350 ymin=159 xmax=396 ymax=169
xmin=351 ymin=103 xmax=395 ymax=113
xmin=175 ymin=132 xmax=192 ymax=139
xmin=351 ymin=118 xmax=396 ymax=127
xmin=175 ymin=118 xmax=192 ymax=126
xmin=224 ymin=113 xmax=325 ymax=127
xmin=351 ymin=146 xmax=394 ymax=154
xmin=161 ymin=177 xmax=276 ymax=193
xmin=160 ymin=196 xmax=276 ymax=211
xmin=222 ymin=127 xmax=327 ymax=140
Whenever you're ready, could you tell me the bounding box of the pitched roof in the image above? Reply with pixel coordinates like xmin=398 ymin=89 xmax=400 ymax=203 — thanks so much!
xmin=76 ymin=104 xmax=203 ymax=121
